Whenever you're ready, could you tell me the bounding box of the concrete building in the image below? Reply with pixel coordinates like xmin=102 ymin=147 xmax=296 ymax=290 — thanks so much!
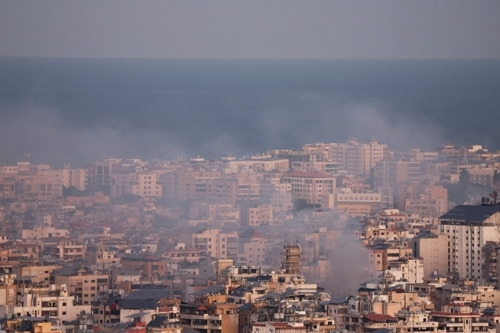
xmin=304 ymin=140 xmax=387 ymax=176
xmin=282 ymin=171 xmax=335 ymax=210
xmin=61 ymin=166 xmax=87 ymax=191
xmin=259 ymin=180 xmax=293 ymax=214
xmin=180 ymin=303 xmax=238 ymax=333
xmin=373 ymin=160 xmax=422 ymax=189
xmin=0 ymin=176 xmax=16 ymax=199
xmin=404 ymin=184 xmax=448 ymax=217
xmin=413 ymin=233 xmax=448 ymax=278
xmin=384 ymin=258 xmax=424 ymax=283
xmin=188 ymin=202 xmax=240 ymax=225
xmin=0 ymin=284 xmax=90 ymax=322
xmin=430 ymin=303 xmax=496 ymax=333
xmin=89 ymin=158 xmax=122 ymax=193
xmin=225 ymin=157 xmax=289 ymax=174
xmin=16 ymin=166 xmax=63 ymax=199
xmin=131 ymin=171 xmax=162 ymax=198
xmin=192 ymin=228 xmax=239 ymax=260
xmin=241 ymin=204 xmax=273 ymax=226
xmin=335 ymin=187 xmax=384 ymax=216
xmin=12 ymin=264 xmax=62 ymax=285
xmin=439 ymin=204 xmax=500 ymax=279
xmin=54 ymin=267 xmax=110 ymax=305
xmin=238 ymin=229 xmax=266 ymax=267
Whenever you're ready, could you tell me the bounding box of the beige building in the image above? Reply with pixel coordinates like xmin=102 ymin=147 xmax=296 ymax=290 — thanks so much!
xmin=188 ymin=202 xmax=240 ymax=225
xmin=180 ymin=303 xmax=238 ymax=333
xmin=61 ymin=166 xmax=87 ymax=191
xmin=303 ymin=140 xmax=387 ymax=176
xmin=335 ymin=188 xmax=384 ymax=216
xmin=131 ymin=171 xmax=163 ymax=197
xmin=21 ymin=225 xmax=69 ymax=240
xmin=282 ymin=171 xmax=336 ymax=209
xmin=0 ymin=177 xmax=16 ymax=199
xmin=54 ymin=268 xmax=110 ymax=305
xmin=259 ymin=180 xmax=293 ymax=214
xmin=413 ymin=233 xmax=448 ymax=278
xmin=13 ymin=264 xmax=62 ymax=285
xmin=192 ymin=228 xmax=239 ymax=260
xmin=17 ymin=166 xmax=63 ymax=199
xmin=224 ymin=157 xmax=289 ymax=174
xmin=241 ymin=204 xmax=273 ymax=226
xmin=373 ymin=160 xmax=422 ymax=188
xmin=239 ymin=230 xmax=266 ymax=266
xmin=291 ymin=157 xmax=338 ymax=175
xmin=404 ymin=184 xmax=448 ymax=217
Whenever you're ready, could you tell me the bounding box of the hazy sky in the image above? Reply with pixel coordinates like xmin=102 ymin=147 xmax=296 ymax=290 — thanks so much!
xmin=1 ymin=0 xmax=500 ymax=59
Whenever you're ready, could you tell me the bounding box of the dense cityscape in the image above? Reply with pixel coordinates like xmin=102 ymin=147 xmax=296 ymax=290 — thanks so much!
xmin=0 ymin=139 xmax=500 ymax=332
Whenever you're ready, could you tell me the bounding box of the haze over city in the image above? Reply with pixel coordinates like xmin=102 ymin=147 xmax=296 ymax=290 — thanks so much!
xmin=1 ymin=1 xmax=500 ymax=333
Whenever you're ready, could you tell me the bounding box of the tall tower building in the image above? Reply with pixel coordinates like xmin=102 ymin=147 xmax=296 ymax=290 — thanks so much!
xmin=282 ymin=242 xmax=301 ymax=275
xmin=439 ymin=203 xmax=500 ymax=280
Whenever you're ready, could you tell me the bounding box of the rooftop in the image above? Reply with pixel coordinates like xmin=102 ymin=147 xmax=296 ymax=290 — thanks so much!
xmin=439 ymin=204 xmax=500 ymax=224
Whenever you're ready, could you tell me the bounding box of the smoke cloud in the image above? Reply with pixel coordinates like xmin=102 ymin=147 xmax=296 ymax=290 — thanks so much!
xmin=1 ymin=58 xmax=496 ymax=167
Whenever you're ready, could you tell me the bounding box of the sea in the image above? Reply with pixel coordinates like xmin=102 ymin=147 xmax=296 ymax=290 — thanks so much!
xmin=1 ymin=57 xmax=499 ymax=167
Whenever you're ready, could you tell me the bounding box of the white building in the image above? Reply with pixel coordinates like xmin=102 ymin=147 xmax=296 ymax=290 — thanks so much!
xmin=0 ymin=284 xmax=89 ymax=322
xmin=385 ymin=258 xmax=424 ymax=284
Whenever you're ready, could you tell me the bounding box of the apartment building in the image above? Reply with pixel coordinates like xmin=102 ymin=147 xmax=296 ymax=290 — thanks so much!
xmin=121 ymin=254 xmax=168 ymax=278
xmin=404 ymin=184 xmax=448 ymax=217
xmin=335 ymin=187 xmax=384 ymax=216
xmin=0 ymin=284 xmax=90 ymax=322
xmin=0 ymin=177 xmax=16 ymax=199
xmin=192 ymin=228 xmax=239 ymax=260
xmin=54 ymin=267 xmax=110 ymax=305
xmin=188 ymin=202 xmax=240 ymax=225
xmin=282 ymin=171 xmax=336 ymax=210
xmin=17 ymin=169 xmax=63 ymax=199
xmin=373 ymin=160 xmax=422 ymax=189
xmin=327 ymin=140 xmax=387 ymax=176
xmin=13 ymin=264 xmax=62 ymax=285
xmin=224 ymin=157 xmax=289 ymax=174
xmin=88 ymin=158 xmax=124 ymax=193
xmin=131 ymin=171 xmax=162 ymax=198
xmin=439 ymin=204 xmax=500 ymax=279
xmin=291 ymin=156 xmax=338 ymax=175
xmin=384 ymin=258 xmax=424 ymax=284
xmin=238 ymin=229 xmax=266 ymax=267
xmin=61 ymin=166 xmax=87 ymax=191
xmin=259 ymin=180 xmax=293 ymax=214
xmin=180 ymin=303 xmax=238 ymax=333
xmin=430 ymin=303 xmax=496 ymax=333
xmin=241 ymin=204 xmax=273 ymax=226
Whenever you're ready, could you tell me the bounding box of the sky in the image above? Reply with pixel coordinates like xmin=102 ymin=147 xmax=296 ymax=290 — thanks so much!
xmin=1 ymin=0 xmax=500 ymax=59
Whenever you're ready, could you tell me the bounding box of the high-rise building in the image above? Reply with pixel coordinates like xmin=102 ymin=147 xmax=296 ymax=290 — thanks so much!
xmin=439 ymin=204 xmax=500 ymax=279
